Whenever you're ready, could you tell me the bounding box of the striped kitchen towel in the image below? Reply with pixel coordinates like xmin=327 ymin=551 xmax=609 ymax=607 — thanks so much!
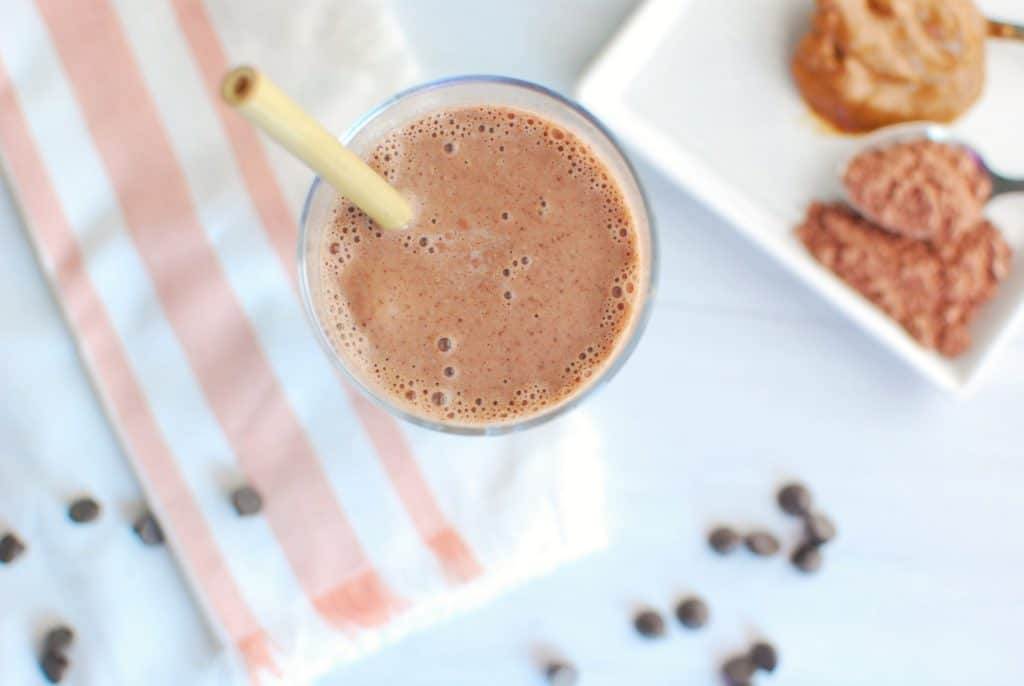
xmin=0 ymin=1 xmax=606 ymax=684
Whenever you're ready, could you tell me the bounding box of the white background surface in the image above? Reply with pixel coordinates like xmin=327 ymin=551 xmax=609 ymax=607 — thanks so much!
xmin=321 ymin=2 xmax=1024 ymax=684
xmin=2 ymin=1 xmax=1023 ymax=685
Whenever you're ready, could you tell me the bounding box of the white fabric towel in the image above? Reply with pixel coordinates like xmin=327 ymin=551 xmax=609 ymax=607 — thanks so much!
xmin=0 ymin=1 xmax=607 ymax=684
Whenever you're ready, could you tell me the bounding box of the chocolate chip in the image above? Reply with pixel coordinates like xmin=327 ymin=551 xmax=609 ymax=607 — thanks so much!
xmin=544 ymin=662 xmax=579 ymax=686
xmin=43 ymin=626 xmax=75 ymax=654
xmin=791 ymin=541 xmax=823 ymax=573
xmin=231 ymin=486 xmax=263 ymax=517
xmin=708 ymin=526 xmax=740 ymax=555
xmin=777 ymin=482 xmax=813 ymax=517
xmin=40 ymin=651 xmax=68 ymax=683
xmin=721 ymin=655 xmax=756 ymax=686
xmin=674 ymin=596 xmax=709 ymax=629
xmin=68 ymin=497 xmax=101 ymax=524
xmin=750 ymin=641 xmax=778 ymax=673
xmin=744 ymin=531 xmax=781 ymax=557
xmin=0 ymin=532 xmax=26 ymax=564
xmin=804 ymin=512 xmax=836 ymax=545
xmin=133 ymin=512 xmax=164 ymax=546
xmin=633 ymin=609 xmax=666 ymax=638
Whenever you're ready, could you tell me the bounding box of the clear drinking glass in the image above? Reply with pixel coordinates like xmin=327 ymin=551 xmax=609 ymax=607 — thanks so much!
xmin=298 ymin=76 xmax=657 ymax=435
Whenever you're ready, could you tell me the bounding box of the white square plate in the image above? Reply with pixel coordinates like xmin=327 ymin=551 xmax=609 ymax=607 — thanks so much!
xmin=578 ymin=0 xmax=1024 ymax=393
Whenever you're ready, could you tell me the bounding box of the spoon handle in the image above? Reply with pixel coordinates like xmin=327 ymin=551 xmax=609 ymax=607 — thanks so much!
xmin=990 ymin=172 xmax=1024 ymax=199
xmin=988 ymin=19 xmax=1024 ymax=41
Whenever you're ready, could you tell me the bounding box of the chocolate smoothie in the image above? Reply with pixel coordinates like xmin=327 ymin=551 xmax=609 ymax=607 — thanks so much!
xmin=317 ymin=106 xmax=643 ymax=427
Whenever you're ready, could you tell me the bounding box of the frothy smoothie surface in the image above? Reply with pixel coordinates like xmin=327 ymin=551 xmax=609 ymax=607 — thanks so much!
xmin=317 ymin=105 xmax=643 ymax=427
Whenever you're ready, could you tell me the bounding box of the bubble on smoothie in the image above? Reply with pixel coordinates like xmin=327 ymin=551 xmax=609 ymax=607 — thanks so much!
xmin=437 ymin=337 xmax=452 ymax=352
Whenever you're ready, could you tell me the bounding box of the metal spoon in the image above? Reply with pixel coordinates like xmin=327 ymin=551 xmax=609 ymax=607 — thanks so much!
xmin=989 ymin=19 xmax=1024 ymax=42
xmin=839 ymin=122 xmax=1024 ymax=236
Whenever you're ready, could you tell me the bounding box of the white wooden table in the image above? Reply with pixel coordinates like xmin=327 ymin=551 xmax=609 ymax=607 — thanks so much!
xmin=2 ymin=2 xmax=1021 ymax=684
xmin=323 ymin=2 xmax=1024 ymax=684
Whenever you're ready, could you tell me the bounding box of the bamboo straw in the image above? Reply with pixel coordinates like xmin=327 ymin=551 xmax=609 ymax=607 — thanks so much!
xmin=221 ymin=66 xmax=412 ymax=230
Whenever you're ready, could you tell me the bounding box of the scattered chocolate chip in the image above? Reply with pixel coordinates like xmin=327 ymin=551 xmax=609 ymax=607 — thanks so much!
xmin=0 ymin=532 xmax=26 ymax=564
xmin=804 ymin=512 xmax=836 ymax=545
xmin=744 ymin=531 xmax=781 ymax=557
xmin=777 ymin=482 xmax=813 ymax=517
xmin=791 ymin=541 xmax=823 ymax=574
xmin=40 ymin=651 xmax=68 ymax=684
xmin=230 ymin=486 xmax=263 ymax=517
xmin=133 ymin=513 xmax=164 ymax=546
xmin=722 ymin=655 xmax=756 ymax=686
xmin=633 ymin=609 xmax=666 ymax=638
xmin=43 ymin=626 xmax=75 ymax=654
xmin=750 ymin=641 xmax=778 ymax=673
xmin=68 ymin=497 xmax=101 ymax=524
xmin=544 ymin=662 xmax=579 ymax=686
xmin=675 ymin=596 xmax=709 ymax=629
xmin=708 ymin=526 xmax=740 ymax=555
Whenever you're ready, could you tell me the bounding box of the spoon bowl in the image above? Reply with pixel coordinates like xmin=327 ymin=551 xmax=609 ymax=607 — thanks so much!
xmin=840 ymin=122 xmax=1024 ymax=205
xmin=839 ymin=122 xmax=1024 ymax=239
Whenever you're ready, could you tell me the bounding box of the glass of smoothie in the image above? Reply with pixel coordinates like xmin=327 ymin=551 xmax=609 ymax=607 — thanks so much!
xmin=299 ymin=76 xmax=656 ymax=435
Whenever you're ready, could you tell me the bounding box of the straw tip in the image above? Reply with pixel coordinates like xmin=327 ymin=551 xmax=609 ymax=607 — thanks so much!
xmin=221 ymin=66 xmax=259 ymax=106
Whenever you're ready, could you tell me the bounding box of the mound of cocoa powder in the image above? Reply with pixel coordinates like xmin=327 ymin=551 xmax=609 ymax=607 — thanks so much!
xmin=797 ymin=201 xmax=1010 ymax=357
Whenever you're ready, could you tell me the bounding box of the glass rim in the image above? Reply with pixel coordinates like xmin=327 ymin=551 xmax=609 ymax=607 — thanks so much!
xmin=298 ymin=74 xmax=660 ymax=436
